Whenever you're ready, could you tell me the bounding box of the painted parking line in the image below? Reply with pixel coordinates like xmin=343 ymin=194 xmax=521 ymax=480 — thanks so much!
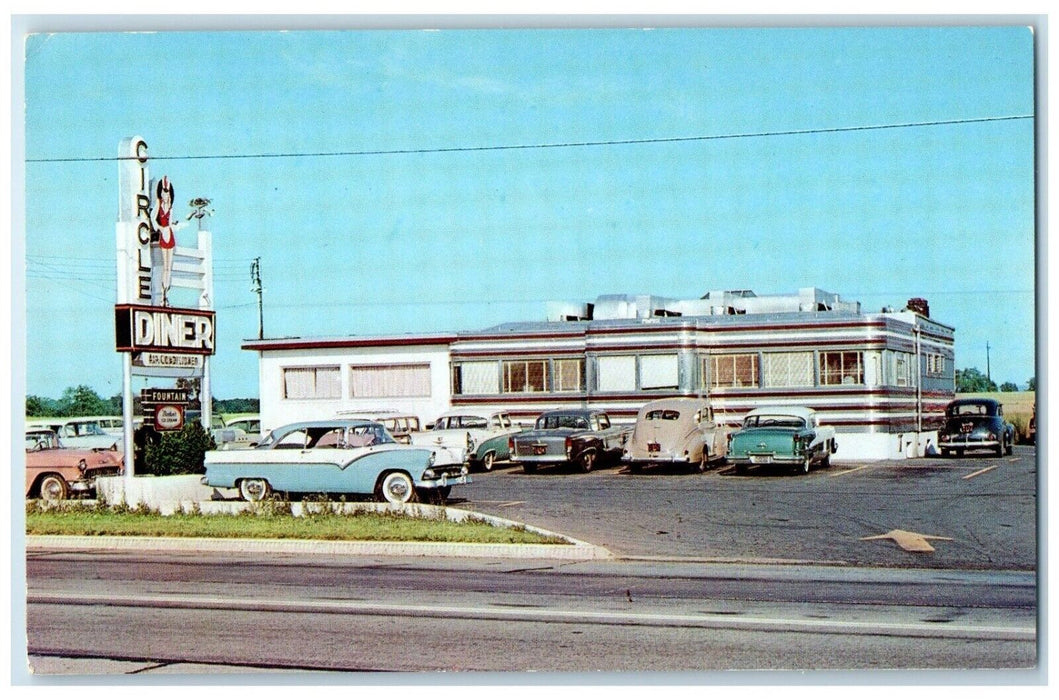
xmin=962 ymin=465 xmax=998 ymax=480
xmin=828 ymin=465 xmax=871 ymax=478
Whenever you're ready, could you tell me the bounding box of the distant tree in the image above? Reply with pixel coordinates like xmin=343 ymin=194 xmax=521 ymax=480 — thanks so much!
xmin=999 ymin=382 xmax=1019 ymax=392
xmin=25 ymin=395 xmax=60 ymax=417
xmin=214 ymin=398 xmax=260 ymax=414
xmin=57 ymin=385 xmax=112 ymax=416
xmin=955 ymin=367 xmax=998 ymax=393
xmin=1027 ymin=377 xmax=1036 ymax=392
xmin=175 ymin=378 xmax=202 ymax=410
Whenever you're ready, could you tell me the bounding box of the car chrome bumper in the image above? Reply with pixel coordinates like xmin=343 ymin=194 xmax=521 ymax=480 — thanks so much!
xmin=731 ymin=452 xmax=802 ymax=466
xmin=939 ymin=437 xmax=1000 ymax=449
xmin=416 ymin=473 xmax=471 ymax=489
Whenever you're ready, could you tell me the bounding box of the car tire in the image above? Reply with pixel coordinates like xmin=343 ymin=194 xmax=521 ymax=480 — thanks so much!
xmin=821 ymin=449 xmax=831 ymax=469
xmin=795 ymin=454 xmax=811 ymax=475
xmin=378 ymin=472 xmax=417 ymax=505
xmin=238 ymin=478 xmax=271 ymax=503
xmin=578 ymin=451 xmax=596 ymax=473
xmin=1005 ymin=435 xmax=1014 ymax=456
xmin=522 ymin=463 xmax=536 ymax=474
xmin=38 ymin=474 xmax=68 ymax=503
xmin=481 ymin=451 xmax=496 ymax=472
xmin=695 ymin=453 xmax=709 ymax=473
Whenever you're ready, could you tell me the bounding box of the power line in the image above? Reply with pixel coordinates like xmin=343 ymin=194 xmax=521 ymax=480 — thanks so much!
xmin=24 ymin=115 xmax=1033 ymax=164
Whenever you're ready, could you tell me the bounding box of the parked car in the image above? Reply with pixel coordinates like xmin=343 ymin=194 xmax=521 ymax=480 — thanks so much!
xmin=223 ymin=415 xmax=263 ymax=444
xmin=335 ymin=410 xmax=423 ymax=443
xmin=622 ymin=398 xmax=730 ymax=473
xmin=509 ymin=409 xmax=630 ymax=473
xmin=201 ymin=419 xmax=470 ymax=504
xmin=26 ymin=418 xmax=121 ymax=451
xmin=25 ymin=428 xmax=124 ymax=502
xmin=413 ymin=411 xmax=521 ymax=472
xmin=727 ymin=406 xmax=837 ymax=474
xmin=938 ymin=398 xmax=1015 ymax=457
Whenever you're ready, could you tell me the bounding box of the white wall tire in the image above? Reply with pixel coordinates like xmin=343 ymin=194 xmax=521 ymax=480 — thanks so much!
xmin=39 ymin=474 xmax=68 ymax=503
xmin=238 ymin=478 xmax=271 ymax=502
xmin=379 ymin=472 xmax=416 ymax=504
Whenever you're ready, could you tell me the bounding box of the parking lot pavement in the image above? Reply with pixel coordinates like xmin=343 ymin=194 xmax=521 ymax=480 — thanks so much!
xmin=457 ymin=446 xmax=1038 ymax=568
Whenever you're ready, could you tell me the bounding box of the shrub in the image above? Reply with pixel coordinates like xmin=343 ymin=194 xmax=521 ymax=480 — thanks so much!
xmin=140 ymin=422 xmax=216 ymax=476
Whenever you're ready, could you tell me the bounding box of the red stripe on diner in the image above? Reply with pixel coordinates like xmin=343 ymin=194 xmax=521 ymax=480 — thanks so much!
xmin=243 ymin=336 xmax=458 ymax=351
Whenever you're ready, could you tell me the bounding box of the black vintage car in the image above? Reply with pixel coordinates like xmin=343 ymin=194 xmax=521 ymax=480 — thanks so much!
xmin=508 ymin=409 xmax=631 ymax=474
xmin=938 ymin=398 xmax=1015 ymax=457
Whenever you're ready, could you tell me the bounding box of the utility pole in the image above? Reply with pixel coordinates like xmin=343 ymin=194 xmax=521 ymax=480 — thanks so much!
xmin=986 ymin=341 xmax=991 ymax=385
xmin=251 ymin=257 xmax=263 ymax=339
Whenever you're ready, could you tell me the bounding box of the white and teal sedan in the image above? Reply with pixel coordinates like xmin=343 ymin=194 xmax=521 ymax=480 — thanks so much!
xmin=202 ymin=419 xmax=470 ymax=504
xmin=727 ymin=406 xmax=837 ymax=475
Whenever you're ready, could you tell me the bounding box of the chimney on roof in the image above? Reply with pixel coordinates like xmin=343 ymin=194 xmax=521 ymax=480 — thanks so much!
xmin=906 ymin=298 xmax=930 ymax=318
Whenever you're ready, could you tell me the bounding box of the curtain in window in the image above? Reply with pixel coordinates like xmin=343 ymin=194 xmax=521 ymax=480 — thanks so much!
xmin=639 ymin=354 xmax=679 ymax=390
xmin=763 ymin=352 xmax=813 ymax=388
xmin=597 ymin=355 xmax=636 ymax=391
xmin=350 ymin=364 xmax=430 ymax=397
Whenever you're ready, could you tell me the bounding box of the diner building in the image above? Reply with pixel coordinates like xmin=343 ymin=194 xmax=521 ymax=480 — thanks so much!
xmin=243 ymin=287 xmax=956 ymax=460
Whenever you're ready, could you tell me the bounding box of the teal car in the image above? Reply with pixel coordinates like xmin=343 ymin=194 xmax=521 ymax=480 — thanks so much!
xmin=414 ymin=411 xmax=522 ymax=471
xmin=727 ymin=406 xmax=837 ymax=475
xmin=202 ymin=419 xmax=470 ymax=504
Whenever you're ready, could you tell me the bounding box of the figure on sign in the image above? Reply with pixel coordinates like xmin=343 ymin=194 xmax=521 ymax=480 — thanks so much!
xmin=153 ymin=176 xmax=178 ymax=306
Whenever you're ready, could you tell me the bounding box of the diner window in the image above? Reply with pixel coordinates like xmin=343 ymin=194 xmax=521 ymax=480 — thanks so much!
xmin=597 ymin=355 xmax=637 ymax=392
xmin=640 ymin=354 xmax=679 ymax=390
xmin=819 ymin=351 xmax=864 ymax=386
xmin=926 ymin=353 xmax=946 ymax=378
xmin=763 ymin=352 xmax=814 ymax=388
xmin=503 ymin=359 xmax=548 ymax=393
xmin=554 ymin=358 xmax=585 ymax=392
xmin=452 ymin=361 xmax=500 ymax=395
xmin=349 ymin=363 xmax=431 ymax=398
xmin=896 ymin=355 xmax=909 ymax=386
xmin=282 ymin=366 xmax=341 ymax=400
xmin=708 ymin=353 xmax=759 ymax=389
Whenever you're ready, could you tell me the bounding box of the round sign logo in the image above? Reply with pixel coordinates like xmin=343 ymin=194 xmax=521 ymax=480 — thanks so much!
xmin=155 ymin=404 xmax=185 ymax=431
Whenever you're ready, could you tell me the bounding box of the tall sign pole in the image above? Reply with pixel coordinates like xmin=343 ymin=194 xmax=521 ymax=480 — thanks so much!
xmin=115 ymin=137 xmax=216 ymax=498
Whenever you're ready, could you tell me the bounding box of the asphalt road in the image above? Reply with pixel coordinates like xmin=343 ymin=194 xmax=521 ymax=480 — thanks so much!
xmin=25 ymin=551 xmax=1037 ymax=675
xmin=454 ymin=447 xmax=1038 ymax=569
xmin=20 ymin=447 xmax=1040 ymax=678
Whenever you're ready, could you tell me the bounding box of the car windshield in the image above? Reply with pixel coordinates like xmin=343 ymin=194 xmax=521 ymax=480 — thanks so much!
xmin=72 ymin=421 xmax=107 ymax=436
xmin=744 ymin=415 xmax=806 ymax=429
xmin=26 ymin=432 xmax=58 ymax=450
xmin=537 ymin=415 xmax=590 ymax=430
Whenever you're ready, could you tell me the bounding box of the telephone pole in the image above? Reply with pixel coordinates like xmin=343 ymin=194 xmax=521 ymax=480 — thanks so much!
xmin=986 ymin=341 xmax=991 ymax=384
xmin=251 ymin=257 xmax=263 ymax=339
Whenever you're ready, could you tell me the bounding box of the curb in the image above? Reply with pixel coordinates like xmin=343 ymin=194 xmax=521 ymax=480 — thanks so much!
xmin=25 ymin=534 xmax=611 ymax=560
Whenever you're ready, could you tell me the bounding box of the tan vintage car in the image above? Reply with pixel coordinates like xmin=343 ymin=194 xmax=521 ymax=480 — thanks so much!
xmin=25 ymin=428 xmax=125 ymax=502
xmin=622 ymin=398 xmax=730 ymax=473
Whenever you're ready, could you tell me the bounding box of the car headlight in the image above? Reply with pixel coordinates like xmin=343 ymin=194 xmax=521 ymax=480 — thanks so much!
xmin=423 ymin=468 xmax=437 ymax=480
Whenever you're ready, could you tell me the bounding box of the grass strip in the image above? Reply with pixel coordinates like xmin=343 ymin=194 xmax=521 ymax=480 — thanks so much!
xmin=26 ymin=503 xmax=569 ymax=545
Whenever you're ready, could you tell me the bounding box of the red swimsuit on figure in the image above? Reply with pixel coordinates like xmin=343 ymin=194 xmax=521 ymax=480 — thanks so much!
xmin=155 ymin=207 xmax=176 ymax=249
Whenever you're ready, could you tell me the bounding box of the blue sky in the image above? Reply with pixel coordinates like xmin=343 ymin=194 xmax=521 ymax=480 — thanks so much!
xmin=17 ymin=23 xmax=1037 ymax=400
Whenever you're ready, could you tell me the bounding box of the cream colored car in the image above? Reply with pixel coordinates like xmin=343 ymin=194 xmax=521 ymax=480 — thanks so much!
xmin=622 ymin=398 xmax=729 ymax=473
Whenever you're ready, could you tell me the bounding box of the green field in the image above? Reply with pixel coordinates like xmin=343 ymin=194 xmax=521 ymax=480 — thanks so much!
xmin=965 ymin=391 xmax=1036 ymax=441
